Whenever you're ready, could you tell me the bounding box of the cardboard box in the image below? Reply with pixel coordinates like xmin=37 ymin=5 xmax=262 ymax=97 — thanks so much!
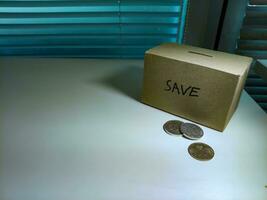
xmin=141 ymin=43 xmax=252 ymax=131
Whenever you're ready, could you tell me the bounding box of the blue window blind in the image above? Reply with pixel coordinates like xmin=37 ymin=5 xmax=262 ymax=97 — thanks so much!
xmin=236 ymin=0 xmax=267 ymax=112
xmin=0 ymin=0 xmax=188 ymax=58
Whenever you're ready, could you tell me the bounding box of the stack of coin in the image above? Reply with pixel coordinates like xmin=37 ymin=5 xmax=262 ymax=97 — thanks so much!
xmin=180 ymin=123 xmax=204 ymax=140
xmin=163 ymin=121 xmax=204 ymax=140
xmin=163 ymin=120 xmax=215 ymax=161
xmin=163 ymin=120 xmax=183 ymax=136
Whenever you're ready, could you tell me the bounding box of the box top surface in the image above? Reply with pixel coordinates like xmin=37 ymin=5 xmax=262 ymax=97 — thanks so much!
xmin=146 ymin=43 xmax=253 ymax=75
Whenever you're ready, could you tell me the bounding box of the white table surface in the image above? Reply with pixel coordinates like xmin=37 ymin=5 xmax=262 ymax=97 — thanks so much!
xmin=0 ymin=58 xmax=267 ymax=200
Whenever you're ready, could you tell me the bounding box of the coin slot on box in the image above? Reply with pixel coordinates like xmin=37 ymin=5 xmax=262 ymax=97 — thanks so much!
xmin=188 ymin=50 xmax=213 ymax=58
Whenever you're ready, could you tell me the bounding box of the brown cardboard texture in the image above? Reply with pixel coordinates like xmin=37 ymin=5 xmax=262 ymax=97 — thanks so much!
xmin=141 ymin=43 xmax=252 ymax=131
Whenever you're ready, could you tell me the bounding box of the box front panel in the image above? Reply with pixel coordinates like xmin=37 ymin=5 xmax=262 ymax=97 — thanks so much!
xmin=142 ymin=54 xmax=239 ymax=131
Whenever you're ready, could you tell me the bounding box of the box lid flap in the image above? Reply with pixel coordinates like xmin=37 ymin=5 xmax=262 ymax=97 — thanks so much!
xmin=146 ymin=43 xmax=253 ymax=75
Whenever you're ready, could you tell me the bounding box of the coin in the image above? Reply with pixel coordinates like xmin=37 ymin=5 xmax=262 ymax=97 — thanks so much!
xmin=180 ymin=123 xmax=204 ymax=140
xmin=163 ymin=120 xmax=183 ymax=136
xmin=188 ymin=143 xmax=214 ymax=161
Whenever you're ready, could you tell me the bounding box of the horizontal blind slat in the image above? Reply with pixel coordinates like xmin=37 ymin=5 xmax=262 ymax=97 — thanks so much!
xmin=237 ymin=39 xmax=267 ymax=50
xmin=0 ymin=46 xmax=153 ymax=56
xmin=0 ymin=35 xmax=176 ymax=46
xmin=249 ymin=0 xmax=267 ymax=5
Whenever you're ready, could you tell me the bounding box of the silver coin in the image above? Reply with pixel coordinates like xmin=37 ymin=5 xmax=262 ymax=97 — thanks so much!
xmin=188 ymin=143 xmax=214 ymax=161
xmin=163 ymin=120 xmax=183 ymax=136
xmin=180 ymin=123 xmax=204 ymax=140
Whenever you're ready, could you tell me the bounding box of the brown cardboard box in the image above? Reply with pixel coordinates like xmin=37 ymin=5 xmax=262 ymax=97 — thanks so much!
xmin=141 ymin=43 xmax=253 ymax=131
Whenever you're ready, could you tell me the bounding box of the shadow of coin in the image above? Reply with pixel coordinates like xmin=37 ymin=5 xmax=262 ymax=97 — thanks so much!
xmin=182 ymin=135 xmax=197 ymax=140
xmin=164 ymin=131 xmax=182 ymax=137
